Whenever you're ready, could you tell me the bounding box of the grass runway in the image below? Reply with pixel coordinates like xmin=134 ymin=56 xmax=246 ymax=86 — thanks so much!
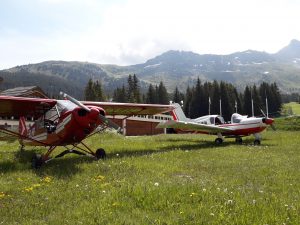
xmin=1 ymin=131 xmax=300 ymax=224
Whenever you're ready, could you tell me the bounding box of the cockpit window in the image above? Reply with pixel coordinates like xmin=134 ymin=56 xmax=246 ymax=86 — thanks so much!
xmin=231 ymin=113 xmax=242 ymax=123
xmin=215 ymin=116 xmax=224 ymax=125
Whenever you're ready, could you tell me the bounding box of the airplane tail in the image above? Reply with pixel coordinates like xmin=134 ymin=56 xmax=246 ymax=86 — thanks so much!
xmin=171 ymin=103 xmax=188 ymax=121
xmin=19 ymin=116 xmax=28 ymax=137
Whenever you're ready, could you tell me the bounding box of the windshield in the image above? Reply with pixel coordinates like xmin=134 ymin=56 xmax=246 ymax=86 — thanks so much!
xmin=57 ymin=100 xmax=78 ymax=113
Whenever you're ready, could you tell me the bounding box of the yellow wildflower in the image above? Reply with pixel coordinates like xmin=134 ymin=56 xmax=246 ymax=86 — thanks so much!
xmin=112 ymin=202 xmax=120 ymax=207
xmin=42 ymin=176 xmax=52 ymax=183
xmin=25 ymin=187 xmax=34 ymax=192
xmin=190 ymin=192 xmax=196 ymax=197
xmin=0 ymin=192 xmax=5 ymax=198
xmin=94 ymin=175 xmax=105 ymax=181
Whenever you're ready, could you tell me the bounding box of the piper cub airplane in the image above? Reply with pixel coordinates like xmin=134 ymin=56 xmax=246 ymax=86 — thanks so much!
xmin=157 ymin=103 xmax=275 ymax=145
xmin=0 ymin=92 xmax=174 ymax=168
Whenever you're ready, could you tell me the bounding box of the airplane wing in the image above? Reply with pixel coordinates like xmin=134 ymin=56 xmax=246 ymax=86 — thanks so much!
xmin=156 ymin=120 xmax=233 ymax=133
xmin=81 ymin=101 xmax=175 ymax=116
xmin=0 ymin=96 xmax=57 ymax=118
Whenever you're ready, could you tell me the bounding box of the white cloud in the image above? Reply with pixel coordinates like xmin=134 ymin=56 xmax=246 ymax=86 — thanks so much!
xmin=1 ymin=0 xmax=300 ymax=69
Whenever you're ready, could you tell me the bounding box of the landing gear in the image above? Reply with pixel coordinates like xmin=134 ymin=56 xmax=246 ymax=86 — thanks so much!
xmin=32 ymin=154 xmax=44 ymax=169
xmin=253 ymin=133 xmax=261 ymax=146
xmin=235 ymin=137 xmax=243 ymax=144
xmin=31 ymin=144 xmax=107 ymax=168
xmin=95 ymin=148 xmax=106 ymax=159
xmin=19 ymin=145 xmax=25 ymax=152
xmin=215 ymin=133 xmax=224 ymax=145
xmin=215 ymin=138 xmax=223 ymax=145
xmin=254 ymin=140 xmax=261 ymax=145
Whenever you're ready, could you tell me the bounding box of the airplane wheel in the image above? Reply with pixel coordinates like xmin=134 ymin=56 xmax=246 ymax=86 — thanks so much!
xmin=32 ymin=154 xmax=44 ymax=169
xmin=215 ymin=138 xmax=223 ymax=145
xmin=235 ymin=137 xmax=243 ymax=144
xmin=254 ymin=140 xmax=261 ymax=145
xmin=95 ymin=148 xmax=106 ymax=159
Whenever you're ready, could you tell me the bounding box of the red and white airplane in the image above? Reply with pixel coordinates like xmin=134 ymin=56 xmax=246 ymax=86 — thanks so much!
xmin=157 ymin=103 xmax=275 ymax=145
xmin=0 ymin=92 xmax=174 ymax=168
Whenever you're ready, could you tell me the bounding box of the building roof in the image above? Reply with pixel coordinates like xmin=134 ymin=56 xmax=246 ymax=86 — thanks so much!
xmin=0 ymin=86 xmax=48 ymax=98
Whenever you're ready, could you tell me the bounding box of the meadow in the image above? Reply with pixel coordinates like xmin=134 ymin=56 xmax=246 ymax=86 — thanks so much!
xmin=282 ymin=102 xmax=300 ymax=115
xmin=1 ymin=130 xmax=300 ymax=224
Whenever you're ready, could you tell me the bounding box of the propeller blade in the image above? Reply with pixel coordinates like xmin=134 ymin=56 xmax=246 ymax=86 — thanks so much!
xmin=99 ymin=114 xmax=123 ymax=133
xmin=60 ymin=92 xmax=91 ymax=112
xmin=260 ymin=109 xmax=267 ymax=118
xmin=270 ymin=124 xmax=276 ymax=131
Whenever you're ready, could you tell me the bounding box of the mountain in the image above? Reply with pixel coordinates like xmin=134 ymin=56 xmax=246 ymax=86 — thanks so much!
xmin=1 ymin=40 xmax=300 ymax=98
xmin=275 ymin=39 xmax=300 ymax=61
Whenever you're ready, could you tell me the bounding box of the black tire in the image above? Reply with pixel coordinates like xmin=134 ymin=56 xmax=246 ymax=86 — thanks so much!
xmin=95 ymin=148 xmax=106 ymax=159
xmin=32 ymin=154 xmax=44 ymax=169
xmin=235 ymin=137 xmax=243 ymax=144
xmin=215 ymin=138 xmax=223 ymax=145
xmin=254 ymin=140 xmax=261 ymax=145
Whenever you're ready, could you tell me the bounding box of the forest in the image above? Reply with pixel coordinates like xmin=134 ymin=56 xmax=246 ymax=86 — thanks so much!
xmin=84 ymin=74 xmax=282 ymax=121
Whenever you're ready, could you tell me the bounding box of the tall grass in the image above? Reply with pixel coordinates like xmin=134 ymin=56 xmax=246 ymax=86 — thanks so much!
xmin=1 ymin=131 xmax=300 ymax=224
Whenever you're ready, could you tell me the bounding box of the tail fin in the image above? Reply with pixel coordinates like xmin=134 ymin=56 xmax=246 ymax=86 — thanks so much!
xmin=171 ymin=103 xmax=188 ymax=121
xmin=19 ymin=116 xmax=28 ymax=136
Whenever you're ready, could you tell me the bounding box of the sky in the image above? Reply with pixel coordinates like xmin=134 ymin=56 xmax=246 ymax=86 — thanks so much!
xmin=0 ymin=0 xmax=300 ymax=69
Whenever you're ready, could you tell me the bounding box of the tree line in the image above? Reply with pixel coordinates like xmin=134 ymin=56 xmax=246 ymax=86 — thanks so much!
xmin=84 ymin=75 xmax=282 ymax=121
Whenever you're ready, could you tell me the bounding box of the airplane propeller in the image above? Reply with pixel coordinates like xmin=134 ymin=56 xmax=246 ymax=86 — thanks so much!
xmin=260 ymin=109 xmax=276 ymax=131
xmin=60 ymin=92 xmax=123 ymax=133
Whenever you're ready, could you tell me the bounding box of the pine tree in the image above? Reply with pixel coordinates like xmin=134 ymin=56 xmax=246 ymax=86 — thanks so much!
xmin=270 ymin=83 xmax=282 ymax=115
xmin=172 ymin=86 xmax=184 ymax=104
xmin=219 ymin=81 xmax=232 ymax=121
xmin=243 ymin=86 xmax=252 ymax=116
xmin=157 ymin=81 xmax=169 ymax=104
xmin=252 ymin=85 xmax=263 ymax=116
xmin=183 ymin=86 xmax=192 ymax=117
xmin=94 ymin=80 xmax=105 ymax=101
xmin=211 ymin=80 xmax=220 ymax=115
xmin=84 ymin=78 xmax=96 ymax=101
xmin=202 ymin=82 xmax=211 ymax=115
xmin=127 ymin=74 xmax=134 ymax=102
xmin=112 ymin=85 xmax=126 ymax=102
xmin=190 ymin=78 xmax=203 ymax=118
xmin=146 ymin=84 xmax=157 ymax=104
xmin=132 ymin=74 xmax=141 ymax=103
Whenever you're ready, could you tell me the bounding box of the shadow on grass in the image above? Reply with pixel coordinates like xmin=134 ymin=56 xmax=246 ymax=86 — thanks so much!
xmin=0 ymin=138 xmax=270 ymax=178
xmin=0 ymin=148 xmax=92 ymax=178
xmin=106 ymin=140 xmax=231 ymax=159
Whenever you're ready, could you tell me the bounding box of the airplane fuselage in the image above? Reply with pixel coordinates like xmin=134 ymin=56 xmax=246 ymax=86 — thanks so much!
xmin=23 ymin=106 xmax=104 ymax=146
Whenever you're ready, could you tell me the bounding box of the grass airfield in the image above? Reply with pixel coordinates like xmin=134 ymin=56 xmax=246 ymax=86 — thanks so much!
xmin=1 ymin=130 xmax=300 ymax=224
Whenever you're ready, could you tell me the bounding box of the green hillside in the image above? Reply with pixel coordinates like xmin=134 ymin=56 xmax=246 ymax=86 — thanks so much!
xmin=1 ymin=40 xmax=300 ymax=96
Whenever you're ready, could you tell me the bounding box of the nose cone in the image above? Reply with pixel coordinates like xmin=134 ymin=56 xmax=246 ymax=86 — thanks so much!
xmin=88 ymin=108 xmax=100 ymax=119
xmin=264 ymin=118 xmax=274 ymax=125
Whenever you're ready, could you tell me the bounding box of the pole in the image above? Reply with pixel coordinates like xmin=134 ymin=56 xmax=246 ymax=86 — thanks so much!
xmin=219 ymin=99 xmax=222 ymax=116
xmin=208 ymin=97 xmax=211 ymax=115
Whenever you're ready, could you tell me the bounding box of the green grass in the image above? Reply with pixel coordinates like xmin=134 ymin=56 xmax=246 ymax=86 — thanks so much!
xmin=282 ymin=102 xmax=300 ymax=116
xmin=1 ymin=131 xmax=300 ymax=224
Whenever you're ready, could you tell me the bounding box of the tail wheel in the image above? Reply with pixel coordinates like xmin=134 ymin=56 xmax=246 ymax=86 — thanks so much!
xmin=95 ymin=148 xmax=106 ymax=159
xmin=32 ymin=154 xmax=44 ymax=169
xmin=215 ymin=138 xmax=223 ymax=145
xmin=254 ymin=140 xmax=261 ymax=145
